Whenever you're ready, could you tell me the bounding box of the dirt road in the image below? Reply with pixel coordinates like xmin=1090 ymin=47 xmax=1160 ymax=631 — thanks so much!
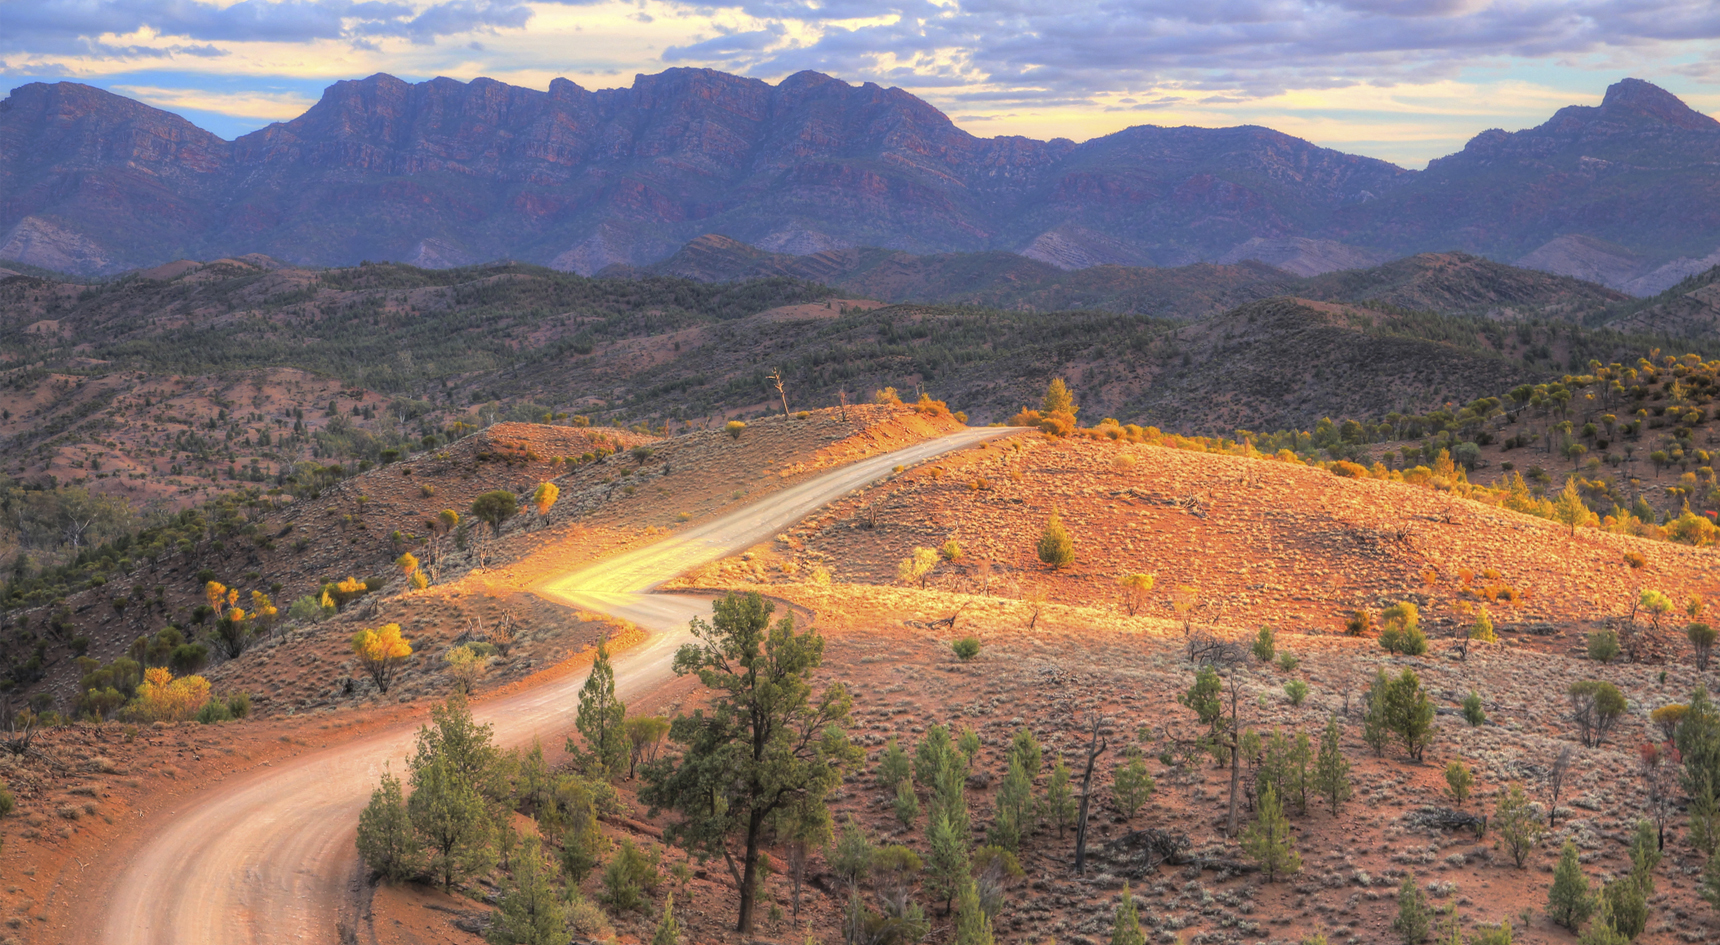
xmin=84 ymin=427 xmax=1007 ymax=945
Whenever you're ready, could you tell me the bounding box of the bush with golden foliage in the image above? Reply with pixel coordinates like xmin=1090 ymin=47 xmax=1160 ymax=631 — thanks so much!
xmin=127 ymin=667 xmax=213 ymax=722
xmin=532 ymin=482 xmax=560 ymax=516
xmin=352 ymin=624 xmax=413 ymax=694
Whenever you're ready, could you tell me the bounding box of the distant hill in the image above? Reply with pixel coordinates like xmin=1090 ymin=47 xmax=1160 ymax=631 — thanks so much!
xmin=1603 ymin=265 xmax=1720 ymax=337
xmin=628 ymin=235 xmax=1629 ymax=321
xmin=2 ymin=72 xmax=1714 ymax=290
xmin=4 ymin=257 xmax=1705 ymax=444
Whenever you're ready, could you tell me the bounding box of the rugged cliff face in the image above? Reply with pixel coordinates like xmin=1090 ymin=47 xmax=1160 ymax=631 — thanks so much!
xmin=1 ymin=70 xmax=1713 ymax=286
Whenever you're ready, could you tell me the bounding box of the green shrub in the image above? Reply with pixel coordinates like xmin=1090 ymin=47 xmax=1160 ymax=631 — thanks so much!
xmin=1378 ymin=602 xmax=1427 ymax=655
xmin=226 ymin=692 xmax=252 ymax=719
xmin=1252 ymin=626 xmax=1276 ymax=662
xmin=952 ymin=637 xmax=981 ymax=660
xmin=1036 ymin=512 xmax=1074 ymax=569
xmin=1285 ymin=680 xmax=1309 ymax=706
xmin=196 ymin=700 xmax=233 ymax=724
xmin=1587 ymin=629 xmax=1621 ymax=664
xmin=0 ymin=785 xmax=14 ymax=816
xmin=1462 ymin=691 xmax=1486 ymax=727
xmin=600 ymin=838 xmax=660 ymax=912
xmin=1276 ymin=651 xmax=1300 ymax=672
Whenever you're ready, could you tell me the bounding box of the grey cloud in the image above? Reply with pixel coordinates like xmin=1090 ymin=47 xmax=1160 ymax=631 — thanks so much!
xmin=662 ymin=24 xmax=786 ymax=63
xmin=0 ymin=0 xmax=526 ymax=56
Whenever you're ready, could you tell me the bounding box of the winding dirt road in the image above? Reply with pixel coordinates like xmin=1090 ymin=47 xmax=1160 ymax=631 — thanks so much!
xmin=85 ymin=427 xmax=1007 ymax=945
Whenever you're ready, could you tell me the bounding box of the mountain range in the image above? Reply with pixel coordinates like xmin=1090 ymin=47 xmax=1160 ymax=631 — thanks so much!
xmin=2 ymin=70 xmax=1717 ymax=294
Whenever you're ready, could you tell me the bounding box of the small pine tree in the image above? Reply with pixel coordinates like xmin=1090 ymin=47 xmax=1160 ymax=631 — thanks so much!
xmin=1579 ymin=893 xmax=1630 ymax=945
xmin=1493 ymin=783 xmax=1545 ymax=868
xmin=1470 ymin=606 xmax=1497 ymax=643
xmin=1314 ymin=715 xmax=1352 ymax=815
xmin=1242 ymin=784 xmax=1300 ymax=882
xmin=1602 ymin=876 xmax=1647 ymax=941
xmin=1037 ymin=512 xmax=1075 ymax=570
xmin=894 ymin=776 xmax=920 ymax=828
xmin=356 ymin=770 xmax=423 ymax=883
xmin=1111 ymin=748 xmax=1155 ymax=820
xmin=1548 ymin=840 xmax=1594 ymax=930
xmin=1444 ymin=760 xmax=1474 ymax=806
xmin=409 ymin=754 xmax=496 ymax=891
xmin=1700 ymin=846 xmax=1720 ymax=912
xmin=1044 ymin=757 xmax=1077 ymax=836
xmin=1392 ymin=873 xmax=1431 ymax=945
xmin=989 ymin=754 xmax=1034 ymax=851
xmin=487 ymin=835 xmax=569 ymax=945
xmin=926 ymin=810 xmax=969 ymax=915
xmin=651 ymin=893 xmax=681 ymax=945
xmin=1462 ymin=691 xmax=1486 ymax=727
xmin=570 ymin=640 xmax=626 ymax=777
xmin=1253 ymin=626 xmax=1276 ymax=662
xmin=1363 ymin=670 xmax=1392 ymax=756
xmin=878 ymin=737 xmax=911 ymax=790
xmin=1628 ymin=819 xmax=1660 ymax=895
xmin=954 ymin=877 xmax=996 ymax=945
xmin=1110 ymin=883 xmax=1146 ymax=945
xmin=559 ymin=777 xmax=609 ymax=883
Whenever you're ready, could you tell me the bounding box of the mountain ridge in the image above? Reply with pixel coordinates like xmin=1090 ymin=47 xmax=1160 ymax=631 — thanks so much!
xmin=2 ymin=71 xmax=1716 ymax=291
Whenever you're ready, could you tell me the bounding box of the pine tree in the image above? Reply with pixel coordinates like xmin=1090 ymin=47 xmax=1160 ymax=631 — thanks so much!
xmin=559 ymin=777 xmax=609 ymax=884
xmin=1110 ymin=883 xmax=1146 ymax=945
xmin=1242 ymin=784 xmax=1300 ymax=882
xmin=1700 ymin=846 xmax=1720 ymax=912
xmin=487 ymin=835 xmax=569 ymax=945
xmin=927 ymin=810 xmax=969 ymax=915
xmin=651 ymin=893 xmax=681 ymax=945
xmin=409 ymin=754 xmax=496 ymax=891
xmin=1578 ymin=889 xmax=1630 ymax=945
xmin=1602 ymin=875 xmax=1647 ymax=940
xmin=1314 ymin=716 xmax=1352 ymax=815
xmin=356 ymin=770 xmax=423 ymax=883
xmin=571 ymin=640 xmax=627 ymax=777
xmin=1493 ymin=783 xmax=1545 ymax=868
xmin=954 ymin=877 xmax=996 ymax=945
xmin=1628 ymin=819 xmax=1660 ymax=895
xmin=1548 ymin=840 xmax=1594 ymax=930
xmin=1044 ymin=757 xmax=1077 ymax=836
xmin=989 ymin=753 xmax=1034 ymax=851
xmin=1392 ymin=873 xmax=1430 ymax=945
xmin=894 ymin=776 xmax=920 ymax=828
xmin=1111 ymin=747 xmax=1155 ymax=820
xmin=878 ymin=737 xmax=911 ymax=790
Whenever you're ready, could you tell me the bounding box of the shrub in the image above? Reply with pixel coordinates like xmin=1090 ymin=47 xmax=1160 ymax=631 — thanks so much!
xmin=1546 ymin=840 xmax=1594 ymax=929
xmin=1392 ymin=873 xmax=1430 ymax=945
xmin=351 ymin=624 xmax=413 ymax=694
xmin=1285 ymin=680 xmax=1309 ymax=706
xmin=1462 ymin=691 xmax=1486 ymax=727
xmin=168 ymin=643 xmax=208 ymax=675
xmin=127 ymin=667 xmax=212 ymax=722
xmin=726 ymin=420 xmax=746 ymax=439
xmin=951 ymin=637 xmax=981 ymax=660
xmin=195 ymin=700 xmax=233 ymax=724
xmin=1111 ymin=748 xmax=1155 ymax=820
xmin=1119 ymin=573 xmax=1155 ymax=616
xmin=1444 ymin=760 xmax=1473 ymax=805
xmin=1037 ymin=512 xmax=1074 ymax=569
xmin=0 ymin=785 xmax=14 ymax=816
xmin=898 ymin=547 xmax=939 ymax=587
xmin=1690 ymin=622 xmax=1717 ymax=671
xmin=600 ymin=838 xmax=660 ymax=912
xmin=1367 ymin=668 xmax=1435 ymax=761
xmin=1378 ymin=603 xmax=1427 ymax=655
xmin=226 ymin=692 xmax=251 ymax=719
xmin=1569 ymin=680 xmax=1627 ymax=747
xmin=1587 ymin=629 xmax=1621 ymax=663
xmin=357 ymin=771 xmax=424 ymax=883
xmin=1345 ymin=610 xmax=1373 ymax=636
xmin=1276 ymin=652 xmax=1300 ymax=672
xmin=1252 ymin=626 xmax=1276 ymax=662
xmin=1493 ymin=783 xmax=1545 ymax=868
xmin=940 ymin=539 xmax=964 ymax=562
xmin=1624 ymin=551 xmax=1646 ymax=569
xmin=1470 ymin=607 xmax=1497 ymax=643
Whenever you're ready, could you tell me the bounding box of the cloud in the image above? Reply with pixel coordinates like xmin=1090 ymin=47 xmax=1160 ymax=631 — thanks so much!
xmin=110 ymin=84 xmax=318 ymax=118
xmin=0 ymin=0 xmax=531 ymax=58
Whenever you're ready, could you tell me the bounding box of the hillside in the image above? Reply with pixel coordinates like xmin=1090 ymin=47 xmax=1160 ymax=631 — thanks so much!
xmin=3 ymin=73 xmax=1715 ymax=285
xmin=1603 ymin=264 xmax=1720 ymax=337
xmin=638 ymin=235 xmax=1629 ymax=321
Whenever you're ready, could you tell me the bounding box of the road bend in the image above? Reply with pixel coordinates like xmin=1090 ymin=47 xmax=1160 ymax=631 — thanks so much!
xmin=89 ymin=426 xmax=1008 ymax=945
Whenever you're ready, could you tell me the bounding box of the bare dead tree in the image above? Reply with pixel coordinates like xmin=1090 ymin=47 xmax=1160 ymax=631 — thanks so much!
xmin=0 ymin=697 xmax=40 ymax=757
xmin=1640 ymin=741 xmax=1679 ymax=850
xmin=767 ymin=368 xmax=789 ymax=416
xmin=489 ymin=609 xmax=518 ymax=656
xmin=1073 ymin=713 xmax=1110 ymax=875
xmin=1546 ymin=745 xmax=1574 ymax=827
xmin=837 ymin=388 xmax=849 ymax=422
xmin=1224 ymin=674 xmax=1245 ymax=837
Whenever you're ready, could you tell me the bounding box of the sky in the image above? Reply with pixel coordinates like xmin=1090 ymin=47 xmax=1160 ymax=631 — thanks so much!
xmin=4 ymin=0 xmax=1720 ymax=169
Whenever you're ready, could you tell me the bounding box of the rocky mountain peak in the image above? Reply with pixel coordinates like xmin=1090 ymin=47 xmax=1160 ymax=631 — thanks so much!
xmin=1599 ymin=77 xmax=1719 ymax=131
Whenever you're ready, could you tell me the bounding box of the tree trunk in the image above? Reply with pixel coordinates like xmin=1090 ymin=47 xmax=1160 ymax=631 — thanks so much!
xmin=736 ymin=813 xmax=763 ymax=932
xmin=1225 ymin=680 xmax=1242 ymax=837
xmin=1074 ymin=716 xmax=1108 ymax=874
